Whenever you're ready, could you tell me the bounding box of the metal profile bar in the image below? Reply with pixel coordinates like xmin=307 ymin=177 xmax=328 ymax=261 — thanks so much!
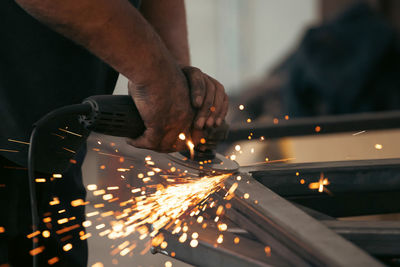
xmin=152 ymin=222 xmax=284 ymax=267
xmin=227 ymin=110 xmax=400 ymax=141
xmin=221 ymin=173 xmax=383 ymax=266
xmin=249 ymin=158 xmax=400 ymax=196
xmin=322 ymin=220 xmax=400 ymax=256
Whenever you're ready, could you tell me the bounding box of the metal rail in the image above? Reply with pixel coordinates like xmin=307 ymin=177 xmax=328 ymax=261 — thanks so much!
xmin=250 ymin=158 xmax=400 ymax=216
xmin=228 ymin=110 xmax=400 ymax=141
xmin=220 ymin=174 xmax=383 ymax=267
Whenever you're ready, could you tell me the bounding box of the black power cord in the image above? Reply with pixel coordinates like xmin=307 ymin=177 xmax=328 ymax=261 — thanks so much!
xmin=28 ymin=103 xmax=91 ymax=267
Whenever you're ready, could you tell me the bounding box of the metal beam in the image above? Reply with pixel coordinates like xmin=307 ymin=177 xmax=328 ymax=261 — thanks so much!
xmin=322 ymin=220 xmax=400 ymax=256
xmin=221 ymin=173 xmax=383 ymax=266
xmin=249 ymin=158 xmax=400 ymax=216
xmin=227 ymin=110 xmax=400 ymax=141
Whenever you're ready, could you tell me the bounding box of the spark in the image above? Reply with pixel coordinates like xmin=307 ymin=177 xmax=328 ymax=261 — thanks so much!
xmin=217 ymin=234 xmax=223 ymax=244
xmin=353 ymin=130 xmax=366 ymax=136
xmin=62 ymin=147 xmax=76 ymax=154
xmin=0 ymin=148 xmax=19 ymax=153
xmin=42 ymin=230 xmax=50 ymax=238
xmin=218 ymin=223 xmax=227 ymax=231
xmin=8 ymin=139 xmax=30 ymax=145
xmin=187 ymin=140 xmax=195 ymax=160
xmin=264 ymin=246 xmax=271 ymax=256
xmin=234 ymin=237 xmax=240 ymax=244
xmin=106 ymin=173 xmax=231 ymax=239
xmin=48 ymin=257 xmax=59 ymax=265
xmin=375 ymin=144 xmax=383 ymax=150
xmin=63 ymin=243 xmax=73 ymax=251
xmin=234 ymin=145 xmax=241 ymax=151
xmin=58 ymin=128 xmax=83 ymax=137
xmin=192 ymin=232 xmax=199 ymax=239
xmin=190 ymin=239 xmax=198 ymax=247
xmin=308 ymin=173 xmax=329 ymax=193
xmin=179 ymin=133 xmax=186 ymax=141
xmin=239 ymin=105 xmax=244 ymax=110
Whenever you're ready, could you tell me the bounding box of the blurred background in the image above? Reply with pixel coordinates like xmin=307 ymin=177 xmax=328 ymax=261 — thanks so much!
xmin=115 ymin=0 xmax=318 ymax=95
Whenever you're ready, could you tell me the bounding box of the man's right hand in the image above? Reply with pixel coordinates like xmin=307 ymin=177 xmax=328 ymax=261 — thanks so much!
xmin=127 ymin=65 xmax=229 ymax=153
xmin=127 ymin=65 xmax=195 ymax=152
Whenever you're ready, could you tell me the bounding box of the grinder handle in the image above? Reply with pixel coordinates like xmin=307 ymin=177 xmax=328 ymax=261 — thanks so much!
xmin=79 ymin=95 xmax=146 ymax=139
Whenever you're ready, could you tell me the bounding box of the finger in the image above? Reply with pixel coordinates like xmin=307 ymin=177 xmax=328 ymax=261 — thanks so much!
xmin=216 ymin=94 xmax=229 ymax=126
xmin=194 ymin=76 xmax=216 ymax=129
xmin=205 ymin=77 xmax=226 ymax=127
xmin=182 ymin=67 xmax=206 ymax=108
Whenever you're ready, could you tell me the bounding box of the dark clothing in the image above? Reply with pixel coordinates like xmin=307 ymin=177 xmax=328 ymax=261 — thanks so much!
xmin=0 ymin=0 xmax=141 ymax=167
xmin=0 ymin=0 xmax=140 ymax=266
xmin=0 ymin=147 xmax=87 ymax=266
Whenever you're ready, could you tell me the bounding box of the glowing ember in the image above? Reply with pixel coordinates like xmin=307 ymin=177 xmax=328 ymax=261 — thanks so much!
xmin=375 ymin=144 xmax=383 ymax=150
xmin=63 ymin=243 xmax=72 ymax=251
xmin=264 ymin=246 xmax=271 ymax=256
xmin=42 ymin=230 xmax=50 ymax=238
xmin=218 ymin=223 xmax=227 ymax=231
xmin=217 ymin=234 xmax=223 ymax=244
xmin=96 ymin=173 xmax=231 ymax=242
xmin=179 ymin=133 xmax=186 ymax=141
xmin=187 ymin=140 xmax=195 ymax=160
xmin=192 ymin=232 xmax=199 ymax=239
xmin=190 ymin=239 xmax=198 ymax=247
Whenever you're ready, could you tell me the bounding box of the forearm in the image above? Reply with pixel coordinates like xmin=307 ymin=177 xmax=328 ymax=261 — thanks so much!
xmin=15 ymin=0 xmax=182 ymax=87
xmin=141 ymin=0 xmax=190 ymax=65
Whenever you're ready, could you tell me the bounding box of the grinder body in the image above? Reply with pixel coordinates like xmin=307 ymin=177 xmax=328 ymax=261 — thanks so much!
xmin=33 ymin=95 xmax=237 ymax=174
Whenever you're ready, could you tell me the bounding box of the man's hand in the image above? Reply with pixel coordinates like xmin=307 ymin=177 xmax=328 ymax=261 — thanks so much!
xmin=182 ymin=66 xmax=229 ymax=129
xmin=127 ymin=67 xmax=196 ymax=152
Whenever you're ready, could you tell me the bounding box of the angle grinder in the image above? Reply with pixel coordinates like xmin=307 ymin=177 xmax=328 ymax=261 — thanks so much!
xmin=80 ymin=95 xmax=239 ymax=174
xmin=31 ymin=94 xmax=238 ymax=175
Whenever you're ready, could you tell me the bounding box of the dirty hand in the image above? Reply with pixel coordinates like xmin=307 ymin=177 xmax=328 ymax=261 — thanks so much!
xmin=182 ymin=66 xmax=229 ymax=129
xmin=127 ymin=66 xmax=197 ymax=152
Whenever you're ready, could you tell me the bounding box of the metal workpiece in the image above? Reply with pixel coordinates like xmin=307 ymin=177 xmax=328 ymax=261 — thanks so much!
xmin=249 ymin=158 xmax=400 ymax=217
xmin=321 ymin=220 xmax=400 ymax=256
xmin=220 ymin=173 xmax=383 ymax=267
xmin=152 ymin=222 xmax=283 ymax=267
xmin=228 ymin=110 xmax=400 ymax=141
